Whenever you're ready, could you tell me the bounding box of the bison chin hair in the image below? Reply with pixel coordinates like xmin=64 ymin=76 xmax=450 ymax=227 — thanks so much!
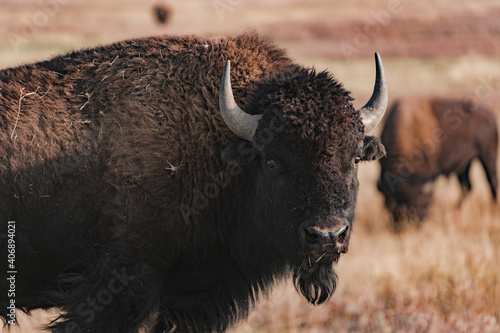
xmin=292 ymin=261 xmax=337 ymax=305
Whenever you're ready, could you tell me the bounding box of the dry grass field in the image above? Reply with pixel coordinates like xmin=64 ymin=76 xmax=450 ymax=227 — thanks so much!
xmin=1 ymin=0 xmax=500 ymax=332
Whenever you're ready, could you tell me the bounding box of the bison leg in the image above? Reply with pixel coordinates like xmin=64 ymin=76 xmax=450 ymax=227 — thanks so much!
xmin=48 ymin=258 xmax=158 ymax=333
xmin=457 ymin=163 xmax=472 ymax=206
xmin=479 ymin=156 xmax=498 ymax=202
xmin=151 ymin=316 xmax=177 ymax=333
xmin=477 ymin=127 xmax=498 ymax=202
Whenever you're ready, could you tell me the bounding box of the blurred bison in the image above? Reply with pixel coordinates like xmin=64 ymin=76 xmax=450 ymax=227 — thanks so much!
xmin=152 ymin=3 xmax=171 ymax=24
xmin=0 ymin=33 xmax=387 ymax=332
xmin=378 ymin=96 xmax=498 ymax=222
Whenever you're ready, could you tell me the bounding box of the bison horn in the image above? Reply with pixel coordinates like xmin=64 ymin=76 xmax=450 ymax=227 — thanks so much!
xmin=219 ymin=60 xmax=262 ymax=141
xmin=357 ymin=52 xmax=388 ymax=133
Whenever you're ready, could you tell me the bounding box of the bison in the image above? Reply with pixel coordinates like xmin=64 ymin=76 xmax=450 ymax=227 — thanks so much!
xmin=152 ymin=3 xmax=172 ymax=25
xmin=0 ymin=33 xmax=387 ymax=332
xmin=377 ymin=96 xmax=498 ymax=223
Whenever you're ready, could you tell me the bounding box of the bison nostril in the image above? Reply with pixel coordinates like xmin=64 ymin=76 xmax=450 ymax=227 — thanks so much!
xmin=306 ymin=232 xmax=318 ymax=243
xmin=304 ymin=228 xmax=320 ymax=244
xmin=333 ymin=225 xmax=349 ymax=240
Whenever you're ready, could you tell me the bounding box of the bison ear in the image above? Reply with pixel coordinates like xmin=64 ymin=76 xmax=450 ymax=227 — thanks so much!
xmin=361 ymin=136 xmax=386 ymax=161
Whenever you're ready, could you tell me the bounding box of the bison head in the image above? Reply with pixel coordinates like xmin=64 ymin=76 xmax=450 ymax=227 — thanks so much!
xmin=220 ymin=54 xmax=387 ymax=305
xmin=377 ymin=172 xmax=434 ymax=223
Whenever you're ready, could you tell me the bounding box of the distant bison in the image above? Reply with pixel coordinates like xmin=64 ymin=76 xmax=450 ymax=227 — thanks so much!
xmin=0 ymin=33 xmax=388 ymax=332
xmin=152 ymin=3 xmax=172 ymax=24
xmin=378 ymin=96 xmax=498 ymax=222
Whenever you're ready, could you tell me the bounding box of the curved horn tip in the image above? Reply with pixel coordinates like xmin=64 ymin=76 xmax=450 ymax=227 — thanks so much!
xmin=357 ymin=52 xmax=388 ymax=133
xmin=223 ymin=59 xmax=231 ymax=77
xmin=374 ymin=52 xmax=386 ymax=82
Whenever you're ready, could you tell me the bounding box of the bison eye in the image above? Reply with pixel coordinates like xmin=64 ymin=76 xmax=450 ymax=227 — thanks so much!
xmin=266 ymin=158 xmax=277 ymax=169
xmin=354 ymin=156 xmax=361 ymax=164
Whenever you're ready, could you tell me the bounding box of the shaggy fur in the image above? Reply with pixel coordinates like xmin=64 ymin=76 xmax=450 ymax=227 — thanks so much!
xmin=0 ymin=32 xmax=385 ymax=332
xmin=378 ymin=96 xmax=498 ymax=222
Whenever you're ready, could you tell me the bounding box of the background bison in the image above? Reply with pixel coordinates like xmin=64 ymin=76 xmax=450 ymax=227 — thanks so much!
xmin=152 ymin=3 xmax=172 ymax=25
xmin=378 ymin=96 xmax=498 ymax=222
xmin=0 ymin=33 xmax=387 ymax=332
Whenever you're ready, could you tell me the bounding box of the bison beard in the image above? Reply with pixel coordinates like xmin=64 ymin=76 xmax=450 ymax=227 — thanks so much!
xmin=293 ymin=260 xmax=338 ymax=305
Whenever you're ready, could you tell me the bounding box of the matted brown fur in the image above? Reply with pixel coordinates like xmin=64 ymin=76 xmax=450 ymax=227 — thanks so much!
xmin=1 ymin=33 xmax=289 ymax=245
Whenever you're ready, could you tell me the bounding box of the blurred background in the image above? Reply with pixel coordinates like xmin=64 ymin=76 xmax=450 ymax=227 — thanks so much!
xmin=1 ymin=0 xmax=500 ymax=332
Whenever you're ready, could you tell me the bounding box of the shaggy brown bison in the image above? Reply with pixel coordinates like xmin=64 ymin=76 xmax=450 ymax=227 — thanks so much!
xmin=0 ymin=33 xmax=387 ymax=332
xmin=378 ymin=96 xmax=498 ymax=222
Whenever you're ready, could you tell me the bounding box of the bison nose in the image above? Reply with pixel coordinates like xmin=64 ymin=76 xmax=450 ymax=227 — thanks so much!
xmin=301 ymin=224 xmax=350 ymax=254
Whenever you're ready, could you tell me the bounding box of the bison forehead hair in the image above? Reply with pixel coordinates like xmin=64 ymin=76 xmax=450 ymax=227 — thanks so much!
xmin=253 ymin=67 xmax=364 ymax=160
